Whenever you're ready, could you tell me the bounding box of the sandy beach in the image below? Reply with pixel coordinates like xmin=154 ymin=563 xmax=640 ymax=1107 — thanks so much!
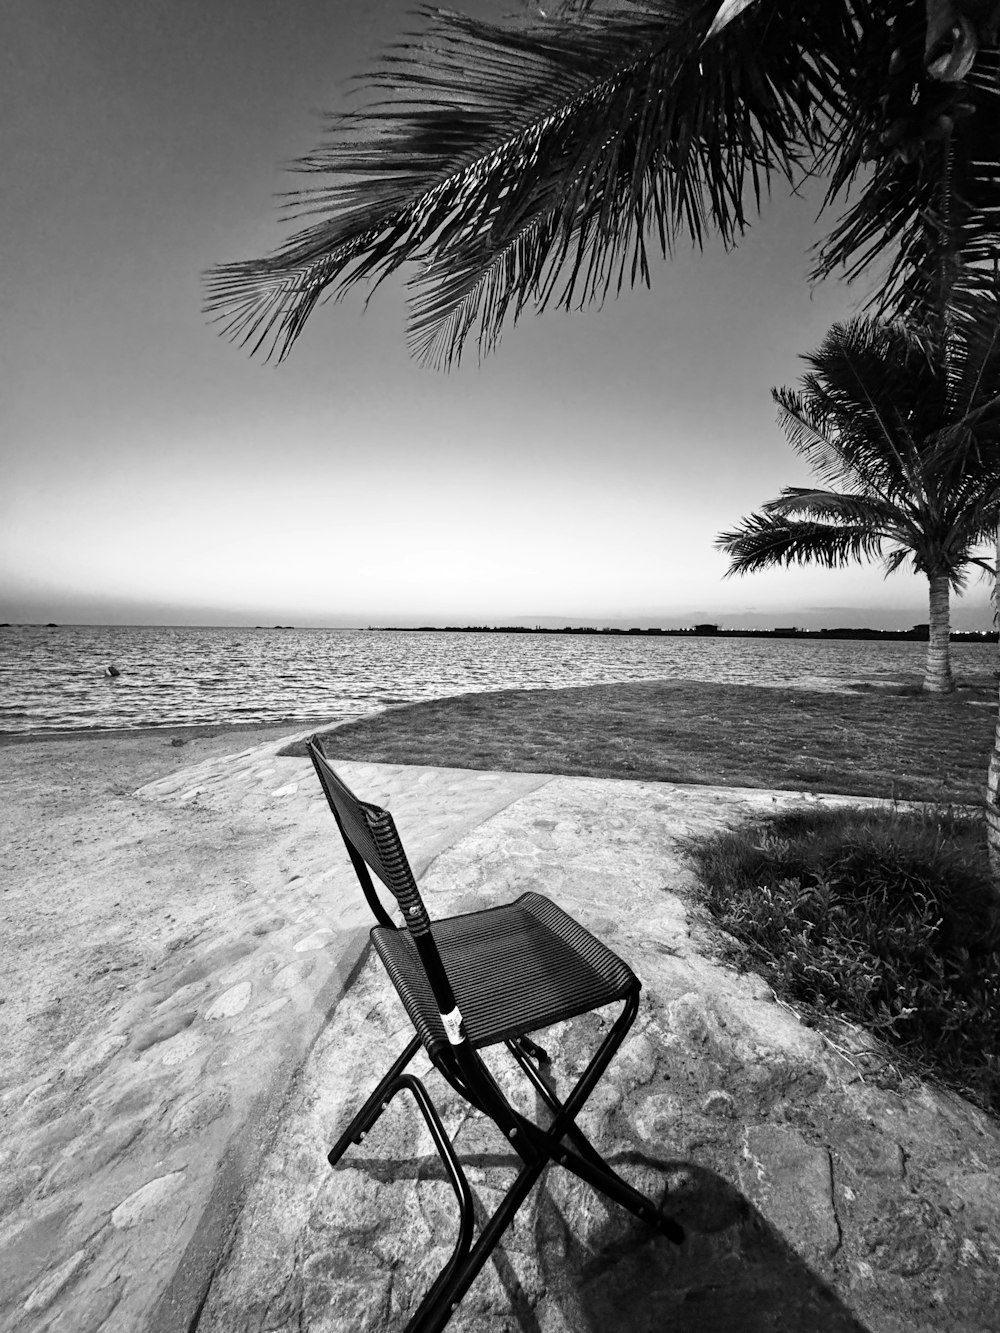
xmin=3 ymin=725 xmax=1000 ymax=1332
xmin=0 ymin=724 xmax=555 ymax=1329
xmin=1 ymin=723 xmax=326 ymax=1107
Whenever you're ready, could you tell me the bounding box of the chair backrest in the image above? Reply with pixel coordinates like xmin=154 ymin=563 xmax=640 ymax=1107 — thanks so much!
xmin=306 ymin=736 xmax=434 ymax=936
xmin=306 ymin=737 xmax=464 ymax=1026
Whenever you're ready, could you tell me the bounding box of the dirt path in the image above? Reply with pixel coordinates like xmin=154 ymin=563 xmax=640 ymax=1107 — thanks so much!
xmin=0 ymin=725 xmax=310 ymax=1101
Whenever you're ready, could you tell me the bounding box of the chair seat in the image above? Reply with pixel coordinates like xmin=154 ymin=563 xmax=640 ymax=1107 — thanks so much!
xmin=372 ymin=890 xmax=637 ymax=1058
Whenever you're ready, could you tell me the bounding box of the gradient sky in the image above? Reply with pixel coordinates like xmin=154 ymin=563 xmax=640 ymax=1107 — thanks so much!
xmin=3 ymin=0 xmax=993 ymax=631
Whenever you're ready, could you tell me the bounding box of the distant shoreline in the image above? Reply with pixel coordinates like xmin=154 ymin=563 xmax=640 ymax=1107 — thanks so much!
xmin=4 ymin=624 xmax=995 ymax=642
xmin=370 ymin=624 xmax=998 ymax=643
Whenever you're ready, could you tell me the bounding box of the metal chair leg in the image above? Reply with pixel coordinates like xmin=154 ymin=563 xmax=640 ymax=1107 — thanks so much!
xmin=344 ymin=1044 xmax=549 ymax=1333
xmin=505 ymin=1006 xmax=684 ymax=1242
xmin=506 ymin=1035 xmax=610 ymax=1171
xmin=331 ymin=1002 xmax=682 ymax=1333
xmin=407 ymin=1106 xmax=683 ymax=1333
xmin=540 ymin=1136 xmax=683 ymax=1242
xmin=327 ymin=1034 xmax=422 ymax=1166
xmin=408 ymin=1154 xmax=550 ymax=1333
xmin=327 ymin=1059 xmax=477 ymax=1333
xmin=393 ymin=1074 xmax=476 ymax=1331
xmin=508 ymin=1034 xmax=550 ymax=1064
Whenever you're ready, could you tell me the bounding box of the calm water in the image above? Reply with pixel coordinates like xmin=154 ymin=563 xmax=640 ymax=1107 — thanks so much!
xmin=1 ymin=625 xmax=995 ymax=735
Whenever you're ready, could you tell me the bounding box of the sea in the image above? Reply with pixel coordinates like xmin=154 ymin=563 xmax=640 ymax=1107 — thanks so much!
xmin=1 ymin=624 xmax=995 ymax=736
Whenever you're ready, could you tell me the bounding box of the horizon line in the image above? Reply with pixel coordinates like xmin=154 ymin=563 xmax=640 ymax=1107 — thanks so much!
xmin=3 ymin=620 xmax=995 ymax=636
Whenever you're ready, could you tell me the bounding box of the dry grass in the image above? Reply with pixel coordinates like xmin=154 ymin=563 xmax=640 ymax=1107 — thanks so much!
xmin=683 ymin=803 xmax=1000 ymax=1114
xmin=288 ymin=677 xmax=997 ymax=803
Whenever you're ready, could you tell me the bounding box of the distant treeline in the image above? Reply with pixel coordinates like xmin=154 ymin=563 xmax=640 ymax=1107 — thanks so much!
xmin=371 ymin=625 xmax=997 ymax=643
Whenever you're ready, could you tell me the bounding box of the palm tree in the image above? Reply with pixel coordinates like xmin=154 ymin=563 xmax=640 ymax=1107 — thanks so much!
xmin=205 ymin=1 xmax=1000 ymax=365
xmin=717 ymin=317 xmax=1000 ymax=693
xmin=205 ymin=1 xmax=1000 ymax=867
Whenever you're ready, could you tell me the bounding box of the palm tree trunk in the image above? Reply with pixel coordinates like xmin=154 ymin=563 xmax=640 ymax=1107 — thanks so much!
xmin=987 ymin=518 xmax=1000 ymax=878
xmin=923 ymin=573 xmax=955 ymax=693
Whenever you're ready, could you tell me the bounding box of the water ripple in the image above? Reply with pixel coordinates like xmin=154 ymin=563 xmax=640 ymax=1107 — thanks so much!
xmin=0 ymin=625 xmax=993 ymax=734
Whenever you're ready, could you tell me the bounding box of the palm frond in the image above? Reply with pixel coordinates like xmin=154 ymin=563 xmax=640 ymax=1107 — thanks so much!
xmin=939 ymin=280 xmax=1000 ymax=420
xmin=772 ymin=318 xmax=941 ymax=500
xmin=762 ymin=486 xmax=898 ymax=527
xmin=925 ymin=422 xmax=995 ymax=500
xmin=813 ymin=25 xmax=1000 ymax=317
xmin=207 ymin=0 xmax=1000 ymax=365
xmin=705 ymin=0 xmax=762 ymax=40
xmin=732 ymin=310 xmax=1000 ymax=595
xmin=770 ymin=386 xmax=854 ymax=487
xmin=807 ymin=322 xmax=934 ymax=480
xmin=968 ymin=555 xmax=998 ymax=578
xmin=206 ymin=0 xmax=857 ymax=364
xmin=717 ymin=511 xmax=885 ymax=575
xmin=882 ymin=545 xmax=914 ymax=578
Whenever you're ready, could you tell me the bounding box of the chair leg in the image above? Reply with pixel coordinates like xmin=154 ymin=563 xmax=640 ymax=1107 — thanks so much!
xmin=506 ymin=1036 xmax=682 ymax=1238
xmin=409 ymin=1130 xmax=684 ymax=1333
xmin=505 ymin=1003 xmax=685 ymax=1243
xmin=506 ymin=1036 xmax=609 ymax=1171
xmin=408 ymin=1153 xmax=550 ymax=1333
xmin=337 ymin=1000 xmax=682 ymax=1332
xmin=327 ymin=1057 xmax=478 ymax=1333
xmin=542 ymin=1137 xmax=684 ymax=1242
xmin=508 ymin=1033 xmax=550 ymax=1064
xmin=327 ymin=1034 xmax=422 ymax=1166
xmin=407 ymin=1107 xmax=683 ymax=1333
xmin=392 ymin=1074 xmax=477 ymax=1327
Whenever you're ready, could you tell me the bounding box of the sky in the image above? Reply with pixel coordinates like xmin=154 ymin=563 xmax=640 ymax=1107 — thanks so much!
xmin=3 ymin=0 xmax=994 ymax=632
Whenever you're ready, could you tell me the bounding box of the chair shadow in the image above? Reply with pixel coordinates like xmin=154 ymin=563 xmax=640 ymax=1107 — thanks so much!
xmin=349 ymin=1143 xmax=870 ymax=1333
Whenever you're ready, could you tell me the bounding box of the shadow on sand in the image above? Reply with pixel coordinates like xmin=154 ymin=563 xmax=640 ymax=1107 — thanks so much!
xmin=348 ymin=1143 xmax=869 ymax=1333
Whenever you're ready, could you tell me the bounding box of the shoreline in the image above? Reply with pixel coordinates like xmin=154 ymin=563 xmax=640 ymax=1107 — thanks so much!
xmin=0 ymin=717 xmax=346 ymax=748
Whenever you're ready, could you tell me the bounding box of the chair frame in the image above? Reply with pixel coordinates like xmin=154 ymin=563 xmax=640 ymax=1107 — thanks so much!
xmin=306 ymin=738 xmax=683 ymax=1333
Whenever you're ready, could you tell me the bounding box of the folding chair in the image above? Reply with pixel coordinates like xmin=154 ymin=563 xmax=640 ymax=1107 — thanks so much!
xmin=306 ymin=737 xmax=684 ymax=1332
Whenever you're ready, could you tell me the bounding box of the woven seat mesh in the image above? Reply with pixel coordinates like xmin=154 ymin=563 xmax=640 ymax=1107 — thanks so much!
xmin=372 ymin=890 xmax=637 ymax=1057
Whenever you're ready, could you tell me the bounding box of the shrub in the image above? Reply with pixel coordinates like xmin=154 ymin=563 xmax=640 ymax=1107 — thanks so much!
xmin=682 ymin=804 xmax=1000 ymax=1115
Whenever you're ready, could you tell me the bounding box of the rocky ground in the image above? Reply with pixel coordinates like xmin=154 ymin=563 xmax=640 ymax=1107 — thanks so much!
xmin=2 ymin=734 xmax=999 ymax=1331
xmin=193 ymin=772 xmax=1000 ymax=1333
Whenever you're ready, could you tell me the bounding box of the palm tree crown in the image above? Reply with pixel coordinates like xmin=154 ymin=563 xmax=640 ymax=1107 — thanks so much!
xmin=206 ymin=0 xmax=1000 ymax=366
xmin=717 ymin=315 xmax=1000 ymax=690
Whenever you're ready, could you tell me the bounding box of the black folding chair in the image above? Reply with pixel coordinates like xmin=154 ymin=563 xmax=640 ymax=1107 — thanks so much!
xmin=306 ymin=736 xmax=684 ymax=1332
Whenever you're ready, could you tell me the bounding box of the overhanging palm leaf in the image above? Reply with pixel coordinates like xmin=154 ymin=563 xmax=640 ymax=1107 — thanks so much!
xmin=207 ymin=1 xmax=859 ymax=365
xmin=812 ymin=9 xmax=1000 ymax=312
xmin=207 ymin=1 xmax=1000 ymax=366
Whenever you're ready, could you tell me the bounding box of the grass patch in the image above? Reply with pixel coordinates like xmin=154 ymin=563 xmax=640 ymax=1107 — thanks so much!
xmin=285 ymin=678 xmax=996 ymax=803
xmin=682 ymin=805 xmax=1000 ymax=1115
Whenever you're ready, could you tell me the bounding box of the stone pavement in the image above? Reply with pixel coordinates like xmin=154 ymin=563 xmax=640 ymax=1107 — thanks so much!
xmin=3 ymin=736 xmax=1000 ymax=1332
xmin=196 ymin=775 xmax=1000 ymax=1333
